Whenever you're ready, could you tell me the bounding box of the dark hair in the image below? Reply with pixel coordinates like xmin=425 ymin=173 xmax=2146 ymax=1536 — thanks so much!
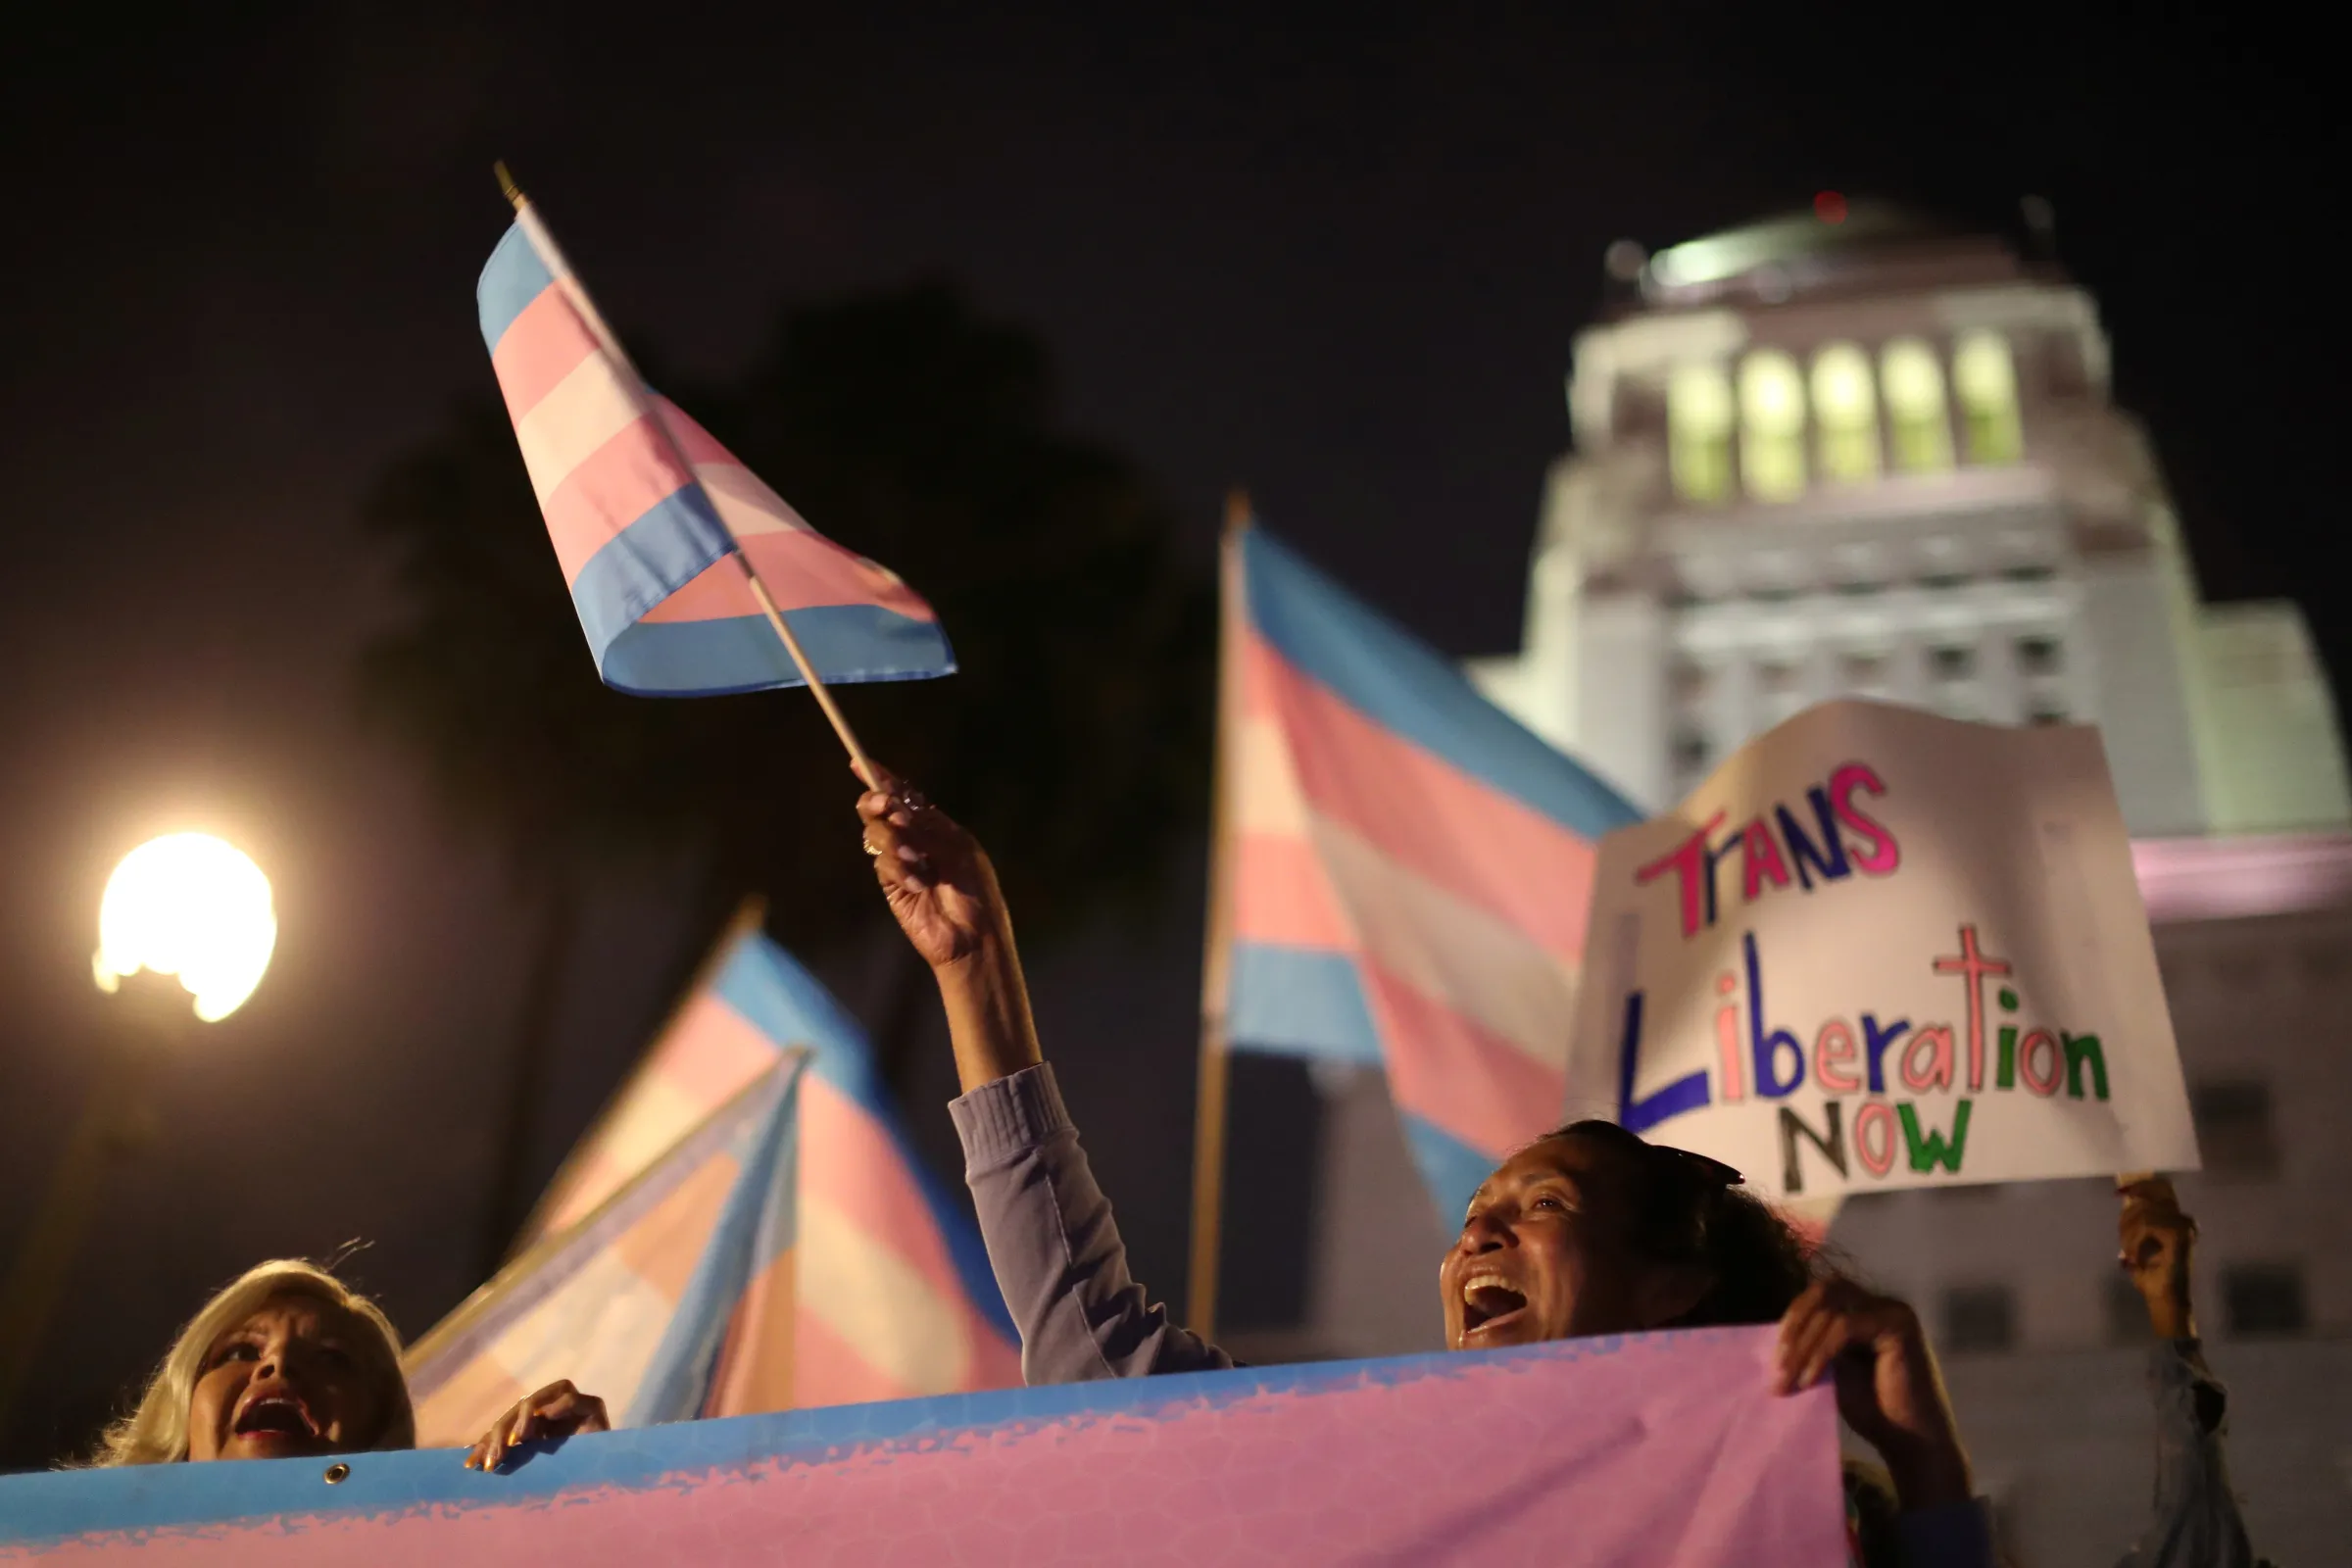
xmin=1548 ymin=1120 xmax=1822 ymax=1327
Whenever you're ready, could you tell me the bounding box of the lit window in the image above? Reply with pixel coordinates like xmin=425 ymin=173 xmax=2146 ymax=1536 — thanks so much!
xmin=1940 ymin=1284 xmax=2015 ymax=1353
xmin=1881 ymin=338 xmax=1954 ymax=472
xmin=1739 ymin=351 xmax=1807 ymax=501
xmin=2222 ymin=1264 xmax=2307 ymax=1337
xmin=1953 ymin=330 xmax=2025 ymax=465
xmin=1810 ymin=342 xmax=1881 ymax=481
xmin=1668 ymin=364 xmax=1735 ymax=504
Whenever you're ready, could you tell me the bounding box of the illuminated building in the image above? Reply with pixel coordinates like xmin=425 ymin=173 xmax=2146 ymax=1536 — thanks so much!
xmin=1463 ymin=199 xmax=2349 ymax=838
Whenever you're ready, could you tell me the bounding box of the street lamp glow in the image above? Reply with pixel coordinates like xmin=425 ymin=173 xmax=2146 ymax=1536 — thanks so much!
xmin=92 ymin=833 xmax=277 ymax=1022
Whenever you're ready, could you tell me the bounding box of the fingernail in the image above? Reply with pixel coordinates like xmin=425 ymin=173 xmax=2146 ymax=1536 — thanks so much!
xmin=897 ymin=846 xmax=923 ymax=863
xmin=888 ymin=810 xmax=912 ymax=827
xmin=903 ymin=874 xmax=929 ymax=892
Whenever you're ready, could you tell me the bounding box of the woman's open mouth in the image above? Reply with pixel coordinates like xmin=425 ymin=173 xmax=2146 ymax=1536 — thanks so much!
xmin=232 ymin=1391 xmax=321 ymax=1451
xmin=1459 ymin=1272 xmax=1530 ymax=1338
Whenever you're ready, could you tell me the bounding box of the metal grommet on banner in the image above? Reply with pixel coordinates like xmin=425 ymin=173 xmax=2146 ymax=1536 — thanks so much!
xmin=323 ymin=1462 xmax=351 ymax=1485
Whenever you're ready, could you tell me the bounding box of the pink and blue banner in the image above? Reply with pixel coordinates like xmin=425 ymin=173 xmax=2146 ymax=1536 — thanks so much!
xmin=476 ymin=213 xmax=955 ymax=696
xmin=0 ymin=1328 xmax=1842 ymax=1565
xmin=1222 ymin=524 xmax=1641 ymax=1222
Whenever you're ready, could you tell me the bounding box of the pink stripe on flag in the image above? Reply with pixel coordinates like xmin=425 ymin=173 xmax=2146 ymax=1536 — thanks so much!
xmin=706 ymin=1249 xmax=797 ymax=1417
xmin=1234 ymin=830 xmax=1356 ymax=950
xmin=799 ymin=1075 xmax=968 ymax=1314
xmin=960 ymin=1305 xmax=1022 ymax=1391
xmin=1250 ymin=635 xmax=1600 ymax=962
xmin=489 ymin=284 xmax=599 ymax=424
xmin=651 ymin=401 xmax=751 ymax=468
xmin=537 ymin=996 xmax=779 ymax=1239
xmin=637 ymin=530 xmax=934 ymax=623
xmin=1362 ymin=963 xmax=1570 ymax=1158
xmin=648 ymin=997 xmax=784 ymax=1109
xmin=610 ymin=1151 xmax=745 ymax=1302
xmin=537 ymin=416 xmax=704 ymax=586
xmin=792 ymin=1299 xmax=917 ymax=1409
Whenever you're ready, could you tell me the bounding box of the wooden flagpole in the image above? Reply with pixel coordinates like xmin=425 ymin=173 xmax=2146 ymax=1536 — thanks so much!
xmin=495 ymin=163 xmax=876 ymax=788
xmin=1186 ymin=489 xmax=1251 ymax=1338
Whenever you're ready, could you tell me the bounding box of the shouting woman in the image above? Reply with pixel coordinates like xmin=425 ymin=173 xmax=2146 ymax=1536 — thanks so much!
xmin=855 ymin=770 xmax=1996 ymax=1568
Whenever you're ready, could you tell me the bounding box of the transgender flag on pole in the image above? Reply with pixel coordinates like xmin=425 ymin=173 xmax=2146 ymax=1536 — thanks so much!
xmin=474 ymin=216 xmax=954 ymax=696
xmin=1221 ymin=524 xmax=1642 ymax=1224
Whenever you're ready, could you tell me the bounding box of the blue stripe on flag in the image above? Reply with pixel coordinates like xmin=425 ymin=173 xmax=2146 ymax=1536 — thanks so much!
xmin=1227 ymin=943 xmax=1383 ymax=1065
xmin=476 ymin=222 xmax=558 ymax=351
xmin=712 ymin=936 xmax=1013 ymax=1341
xmin=600 ymin=606 xmax=957 ymax=696
xmin=567 ymin=486 xmax=739 ymax=662
xmin=1242 ymin=530 xmax=1639 ymax=840
xmin=625 ymin=1060 xmax=803 ymax=1427
xmin=1400 ymin=1111 xmax=1500 ymax=1231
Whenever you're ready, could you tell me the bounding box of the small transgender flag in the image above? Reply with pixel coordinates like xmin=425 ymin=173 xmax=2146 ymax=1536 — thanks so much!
xmin=474 ymin=208 xmax=954 ymax=696
xmin=404 ymin=918 xmax=1017 ymax=1442
xmin=1219 ymin=524 xmax=1642 ymax=1225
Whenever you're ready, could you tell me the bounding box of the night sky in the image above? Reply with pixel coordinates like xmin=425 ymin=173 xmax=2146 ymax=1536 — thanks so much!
xmin=1 ymin=6 xmax=2337 ymax=1467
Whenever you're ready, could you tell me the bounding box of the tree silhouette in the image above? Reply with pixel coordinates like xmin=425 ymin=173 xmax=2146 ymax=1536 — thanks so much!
xmin=359 ymin=282 xmax=1212 ymax=1278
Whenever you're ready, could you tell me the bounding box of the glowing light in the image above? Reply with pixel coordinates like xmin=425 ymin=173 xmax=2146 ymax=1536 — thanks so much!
xmin=93 ymin=834 xmax=277 ymax=1022
xmin=1815 ymin=191 xmax=1847 ymax=224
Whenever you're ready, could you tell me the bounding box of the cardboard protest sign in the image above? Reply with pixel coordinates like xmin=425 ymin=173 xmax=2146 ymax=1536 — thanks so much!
xmin=0 ymin=1328 xmax=1841 ymax=1567
xmin=1568 ymin=701 xmax=2199 ymax=1197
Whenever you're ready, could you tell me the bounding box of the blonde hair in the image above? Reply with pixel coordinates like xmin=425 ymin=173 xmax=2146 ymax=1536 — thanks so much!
xmin=85 ymin=1259 xmax=416 ymax=1467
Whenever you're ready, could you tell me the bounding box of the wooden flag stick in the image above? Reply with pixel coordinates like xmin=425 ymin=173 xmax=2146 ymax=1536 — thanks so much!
xmin=494 ymin=163 xmax=878 ymax=789
xmin=1186 ymin=487 xmax=1253 ymax=1338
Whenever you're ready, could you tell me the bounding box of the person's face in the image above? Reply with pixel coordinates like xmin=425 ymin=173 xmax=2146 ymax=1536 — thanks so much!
xmin=1439 ymin=1136 xmax=1689 ymax=1351
xmin=184 ymin=1294 xmax=389 ymax=1462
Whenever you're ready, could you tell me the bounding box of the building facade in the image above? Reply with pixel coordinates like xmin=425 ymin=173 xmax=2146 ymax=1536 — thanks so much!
xmin=1464 ymin=201 xmax=2349 ymax=840
xmin=1239 ymin=204 xmax=2352 ymax=1564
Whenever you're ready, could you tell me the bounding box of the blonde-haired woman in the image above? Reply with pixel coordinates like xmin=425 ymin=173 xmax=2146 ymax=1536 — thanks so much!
xmin=89 ymin=1258 xmax=604 ymax=1472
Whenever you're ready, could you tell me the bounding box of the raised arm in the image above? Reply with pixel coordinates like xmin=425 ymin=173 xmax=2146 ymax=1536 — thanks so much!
xmin=858 ymin=769 xmax=1231 ymax=1383
xmin=2112 ymin=1178 xmax=2265 ymax=1568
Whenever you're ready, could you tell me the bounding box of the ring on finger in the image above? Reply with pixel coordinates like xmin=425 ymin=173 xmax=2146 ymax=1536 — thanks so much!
xmin=862 ymin=839 xmax=882 ymax=858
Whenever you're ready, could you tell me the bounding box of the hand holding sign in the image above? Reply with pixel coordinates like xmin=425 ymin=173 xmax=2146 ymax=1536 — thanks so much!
xmin=2118 ymin=1174 xmax=2198 ymax=1340
xmin=1775 ymin=1279 xmax=1970 ymax=1510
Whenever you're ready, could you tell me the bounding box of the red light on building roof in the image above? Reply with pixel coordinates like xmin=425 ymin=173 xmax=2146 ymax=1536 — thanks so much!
xmin=1815 ymin=190 xmax=1847 ymax=224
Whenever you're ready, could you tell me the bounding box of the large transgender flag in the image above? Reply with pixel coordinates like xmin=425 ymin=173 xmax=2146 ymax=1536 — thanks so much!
xmin=1223 ymin=525 xmax=1642 ymax=1224
xmin=404 ymin=922 xmax=1017 ymax=1443
xmin=475 ymin=210 xmax=954 ymax=695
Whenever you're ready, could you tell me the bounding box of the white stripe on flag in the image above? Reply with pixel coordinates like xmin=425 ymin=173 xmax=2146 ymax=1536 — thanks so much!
xmin=1308 ymin=813 xmax=1581 ymax=1072
xmin=513 ymin=353 xmax=653 ymax=505
xmin=1236 ymin=713 xmax=1313 ymax=838
xmin=798 ymin=1196 xmax=972 ymax=1396
xmin=689 ymin=461 xmax=808 ymax=539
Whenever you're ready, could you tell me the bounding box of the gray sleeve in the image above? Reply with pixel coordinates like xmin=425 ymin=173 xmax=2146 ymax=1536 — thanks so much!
xmin=950 ymin=1063 xmax=1235 ymax=1385
xmin=2111 ymin=1340 xmax=2259 ymax=1568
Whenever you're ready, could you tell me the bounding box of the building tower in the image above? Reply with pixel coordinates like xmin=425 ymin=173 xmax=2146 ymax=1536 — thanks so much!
xmin=1466 ymin=200 xmax=2350 ymax=838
